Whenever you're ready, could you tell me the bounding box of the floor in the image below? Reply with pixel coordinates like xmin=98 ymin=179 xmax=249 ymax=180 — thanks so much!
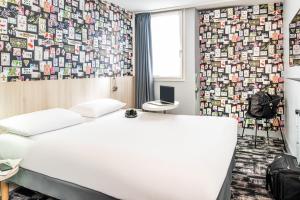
xmin=9 ymin=187 xmax=56 ymax=200
xmin=231 ymin=133 xmax=284 ymax=200
xmin=7 ymin=130 xmax=284 ymax=200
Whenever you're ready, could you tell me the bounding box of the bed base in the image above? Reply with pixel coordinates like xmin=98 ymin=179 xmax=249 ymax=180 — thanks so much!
xmin=217 ymin=153 xmax=235 ymax=200
xmin=8 ymin=169 xmax=117 ymax=200
xmin=8 ymin=153 xmax=235 ymax=200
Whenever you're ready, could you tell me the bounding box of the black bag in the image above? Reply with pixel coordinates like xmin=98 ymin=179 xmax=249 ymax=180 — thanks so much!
xmin=249 ymin=91 xmax=273 ymax=118
xmin=266 ymin=154 xmax=300 ymax=200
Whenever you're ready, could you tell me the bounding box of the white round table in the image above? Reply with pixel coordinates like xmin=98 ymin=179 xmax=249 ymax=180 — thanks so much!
xmin=142 ymin=101 xmax=179 ymax=114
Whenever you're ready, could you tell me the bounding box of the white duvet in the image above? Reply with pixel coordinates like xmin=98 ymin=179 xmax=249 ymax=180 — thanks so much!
xmin=1 ymin=111 xmax=238 ymax=200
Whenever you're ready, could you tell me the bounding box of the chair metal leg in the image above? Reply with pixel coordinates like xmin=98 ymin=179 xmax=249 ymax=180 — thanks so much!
xmin=242 ymin=119 xmax=246 ymax=138
xmin=276 ymin=117 xmax=286 ymax=151
xmin=266 ymin=119 xmax=269 ymax=144
xmin=255 ymin=119 xmax=258 ymax=148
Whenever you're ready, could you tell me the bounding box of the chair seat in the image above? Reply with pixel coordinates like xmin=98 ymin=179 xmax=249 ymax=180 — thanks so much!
xmin=245 ymin=112 xmax=263 ymax=120
xmin=245 ymin=111 xmax=277 ymax=120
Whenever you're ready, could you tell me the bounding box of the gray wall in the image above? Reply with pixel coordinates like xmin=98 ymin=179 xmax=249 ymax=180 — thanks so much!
xmin=284 ymin=0 xmax=300 ymax=158
xmin=154 ymin=8 xmax=198 ymax=115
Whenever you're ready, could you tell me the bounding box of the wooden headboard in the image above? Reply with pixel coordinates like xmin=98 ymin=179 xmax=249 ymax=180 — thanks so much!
xmin=0 ymin=76 xmax=135 ymax=119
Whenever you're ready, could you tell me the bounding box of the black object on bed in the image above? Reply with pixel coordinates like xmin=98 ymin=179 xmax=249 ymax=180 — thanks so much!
xmin=125 ymin=109 xmax=137 ymax=118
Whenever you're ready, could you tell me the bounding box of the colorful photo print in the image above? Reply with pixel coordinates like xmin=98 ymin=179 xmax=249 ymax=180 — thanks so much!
xmin=0 ymin=0 xmax=133 ymax=81
xmin=199 ymin=3 xmax=284 ymax=129
xmin=289 ymin=9 xmax=300 ymax=66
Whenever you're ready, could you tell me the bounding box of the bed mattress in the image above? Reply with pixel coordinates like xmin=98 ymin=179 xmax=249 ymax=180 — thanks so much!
xmin=0 ymin=111 xmax=238 ymax=200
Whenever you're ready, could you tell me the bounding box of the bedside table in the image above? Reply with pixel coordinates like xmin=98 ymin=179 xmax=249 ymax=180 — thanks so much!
xmin=142 ymin=101 xmax=179 ymax=114
xmin=0 ymin=166 xmax=19 ymax=200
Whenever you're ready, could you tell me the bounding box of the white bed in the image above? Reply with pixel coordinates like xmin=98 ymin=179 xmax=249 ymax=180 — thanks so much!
xmin=0 ymin=110 xmax=238 ymax=200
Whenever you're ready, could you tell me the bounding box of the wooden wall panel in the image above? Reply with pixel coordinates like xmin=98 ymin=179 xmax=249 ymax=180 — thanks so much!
xmin=0 ymin=77 xmax=135 ymax=119
xmin=110 ymin=76 xmax=135 ymax=108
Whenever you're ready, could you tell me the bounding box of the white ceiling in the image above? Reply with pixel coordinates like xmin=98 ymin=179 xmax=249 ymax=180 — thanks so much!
xmin=107 ymin=0 xmax=283 ymax=12
xmin=107 ymin=0 xmax=231 ymax=12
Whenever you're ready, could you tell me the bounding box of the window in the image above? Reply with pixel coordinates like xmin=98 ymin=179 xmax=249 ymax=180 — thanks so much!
xmin=151 ymin=10 xmax=183 ymax=81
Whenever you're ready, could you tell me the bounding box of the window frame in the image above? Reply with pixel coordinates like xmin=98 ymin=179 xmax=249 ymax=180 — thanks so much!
xmin=151 ymin=10 xmax=185 ymax=82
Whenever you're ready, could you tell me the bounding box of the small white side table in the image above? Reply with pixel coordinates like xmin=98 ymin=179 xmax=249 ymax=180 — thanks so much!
xmin=142 ymin=101 xmax=179 ymax=114
xmin=0 ymin=167 xmax=19 ymax=200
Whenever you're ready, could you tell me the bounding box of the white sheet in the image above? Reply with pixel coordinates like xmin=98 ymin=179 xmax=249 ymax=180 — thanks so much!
xmin=0 ymin=133 xmax=33 ymax=160
xmin=3 ymin=111 xmax=238 ymax=200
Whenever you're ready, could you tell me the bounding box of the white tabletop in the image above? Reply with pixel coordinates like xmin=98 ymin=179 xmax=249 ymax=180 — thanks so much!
xmin=142 ymin=101 xmax=179 ymax=112
xmin=0 ymin=167 xmax=19 ymax=182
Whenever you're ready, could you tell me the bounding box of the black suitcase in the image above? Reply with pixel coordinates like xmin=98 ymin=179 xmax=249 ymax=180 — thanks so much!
xmin=266 ymin=154 xmax=300 ymax=200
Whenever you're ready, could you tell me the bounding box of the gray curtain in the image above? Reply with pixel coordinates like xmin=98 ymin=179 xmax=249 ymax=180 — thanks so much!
xmin=135 ymin=13 xmax=154 ymax=109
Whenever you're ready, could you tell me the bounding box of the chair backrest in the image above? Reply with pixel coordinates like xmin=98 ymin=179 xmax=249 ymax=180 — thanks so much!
xmin=270 ymin=95 xmax=281 ymax=115
xmin=247 ymin=92 xmax=280 ymax=119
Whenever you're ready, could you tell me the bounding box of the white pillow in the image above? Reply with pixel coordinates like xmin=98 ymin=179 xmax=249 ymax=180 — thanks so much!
xmin=0 ymin=108 xmax=85 ymax=137
xmin=71 ymin=98 xmax=126 ymax=118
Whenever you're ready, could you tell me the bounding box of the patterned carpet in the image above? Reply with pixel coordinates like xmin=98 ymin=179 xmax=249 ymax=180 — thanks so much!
xmin=10 ymin=187 xmax=56 ymax=200
xmin=231 ymin=135 xmax=285 ymax=200
xmin=8 ymin=135 xmax=285 ymax=200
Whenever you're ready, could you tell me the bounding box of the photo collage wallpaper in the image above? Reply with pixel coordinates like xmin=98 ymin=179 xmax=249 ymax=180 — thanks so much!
xmin=0 ymin=0 xmax=133 ymax=82
xmin=289 ymin=9 xmax=300 ymax=67
xmin=198 ymin=3 xmax=284 ymax=129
